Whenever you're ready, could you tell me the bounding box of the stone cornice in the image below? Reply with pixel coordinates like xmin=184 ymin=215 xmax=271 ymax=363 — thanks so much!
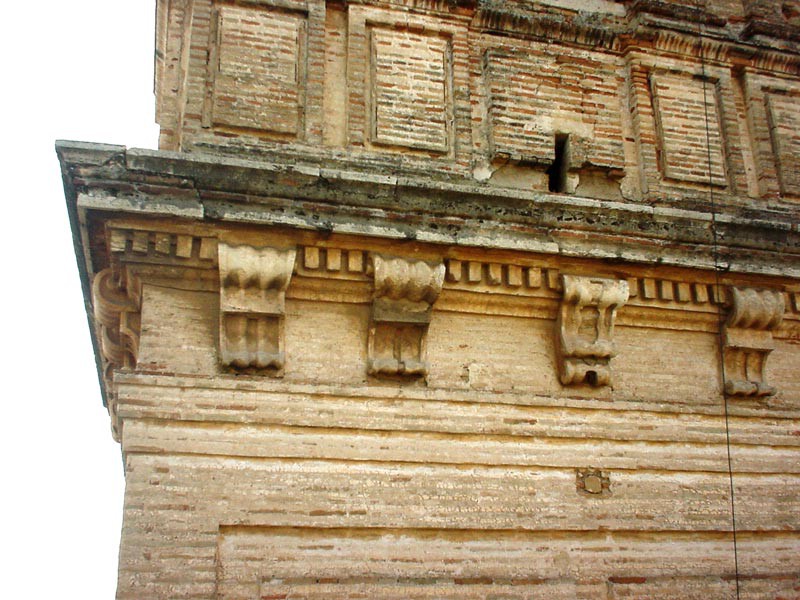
xmin=58 ymin=142 xmax=800 ymax=418
xmin=58 ymin=142 xmax=800 ymax=280
xmin=473 ymin=4 xmax=622 ymax=51
xmin=627 ymin=0 xmax=727 ymax=29
xmin=470 ymin=0 xmax=800 ymax=68
xmin=58 ymin=140 xmax=800 ymax=417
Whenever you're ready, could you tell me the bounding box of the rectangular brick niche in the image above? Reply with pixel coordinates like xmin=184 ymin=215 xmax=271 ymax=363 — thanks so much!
xmin=211 ymin=3 xmax=307 ymax=136
xmin=369 ymin=27 xmax=451 ymax=152
xmin=650 ymin=72 xmax=728 ymax=187
xmin=485 ymin=47 xmax=625 ymax=172
xmin=766 ymin=91 xmax=800 ymax=196
xmin=217 ymin=527 xmax=579 ymax=599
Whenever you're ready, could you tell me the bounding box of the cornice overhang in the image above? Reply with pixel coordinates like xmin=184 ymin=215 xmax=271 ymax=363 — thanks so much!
xmin=59 ymin=140 xmax=800 ymax=276
xmin=466 ymin=5 xmax=800 ymax=79
xmin=59 ymin=141 xmax=117 ymax=407
xmin=57 ymin=140 xmax=800 ymax=407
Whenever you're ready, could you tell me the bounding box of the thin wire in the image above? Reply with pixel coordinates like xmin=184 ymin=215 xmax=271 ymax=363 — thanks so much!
xmin=695 ymin=4 xmax=741 ymax=597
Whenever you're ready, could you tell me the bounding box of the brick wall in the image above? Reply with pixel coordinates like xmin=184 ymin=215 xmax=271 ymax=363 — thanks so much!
xmin=764 ymin=90 xmax=800 ymax=196
xmin=89 ymin=1 xmax=800 ymax=597
xmin=481 ymin=43 xmax=625 ymax=173
xmin=154 ymin=0 xmax=800 ymax=208
xmin=111 ymin=263 xmax=800 ymax=598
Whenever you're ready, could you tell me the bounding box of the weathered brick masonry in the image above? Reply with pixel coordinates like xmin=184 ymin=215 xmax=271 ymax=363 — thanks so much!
xmin=60 ymin=0 xmax=800 ymax=598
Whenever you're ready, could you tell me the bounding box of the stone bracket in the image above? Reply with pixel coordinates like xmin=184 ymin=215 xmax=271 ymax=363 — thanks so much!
xmin=91 ymin=267 xmax=142 ymax=441
xmin=218 ymin=243 xmax=297 ymax=372
xmin=93 ymin=268 xmax=141 ymax=372
xmin=368 ymin=254 xmax=445 ymax=378
xmin=556 ymin=274 xmax=629 ymax=387
xmin=723 ymin=287 xmax=785 ymax=397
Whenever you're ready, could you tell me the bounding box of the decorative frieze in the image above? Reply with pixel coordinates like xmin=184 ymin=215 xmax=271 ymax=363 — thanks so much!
xmin=556 ymin=275 xmax=629 ymax=387
xmin=299 ymin=246 xmax=368 ymax=277
xmin=218 ymin=243 xmax=296 ymax=372
xmin=627 ymin=277 xmax=724 ymax=305
xmin=100 ymin=232 xmax=796 ymax=390
xmin=446 ymin=259 xmax=546 ymax=289
xmin=723 ymin=287 xmax=785 ymax=397
xmin=109 ymin=227 xmax=218 ymax=265
xmin=445 ymin=257 xmax=726 ymax=308
xmin=368 ymin=254 xmax=445 ymax=377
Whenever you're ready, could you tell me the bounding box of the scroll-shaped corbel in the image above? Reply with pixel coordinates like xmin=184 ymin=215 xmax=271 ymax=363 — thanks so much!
xmin=368 ymin=254 xmax=445 ymax=377
xmin=92 ymin=267 xmax=141 ymax=442
xmin=218 ymin=243 xmax=296 ymax=372
xmin=92 ymin=267 xmax=141 ymax=373
xmin=556 ymin=274 xmax=629 ymax=387
xmin=723 ymin=287 xmax=784 ymax=397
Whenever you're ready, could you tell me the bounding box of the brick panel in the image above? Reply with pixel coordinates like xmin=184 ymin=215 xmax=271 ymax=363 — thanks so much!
xmin=257 ymin=577 xmax=577 ymax=599
xmin=370 ymin=27 xmax=450 ymax=152
xmin=766 ymin=92 xmax=800 ymax=196
xmin=213 ymin=524 xmax=800 ymax=600
xmin=485 ymin=47 xmax=625 ymax=172
xmin=650 ymin=73 xmax=728 ymax=187
xmin=211 ymin=4 xmax=306 ymax=136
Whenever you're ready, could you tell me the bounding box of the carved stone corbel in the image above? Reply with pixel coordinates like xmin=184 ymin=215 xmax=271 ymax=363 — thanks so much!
xmin=723 ymin=287 xmax=784 ymax=397
xmin=368 ymin=254 xmax=445 ymax=377
xmin=92 ymin=267 xmax=142 ymax=442
xmin=92 ymin=267 xmax=141 ymax=372
xmin=556 ymin=274 xmax=629 ymax=387
xmin=218 ymin=243 xmax=296 ymax=372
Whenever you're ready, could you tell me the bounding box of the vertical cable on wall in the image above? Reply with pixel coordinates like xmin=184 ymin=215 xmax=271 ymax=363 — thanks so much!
xmin=695 ymin=3 xmax=741 ymax=598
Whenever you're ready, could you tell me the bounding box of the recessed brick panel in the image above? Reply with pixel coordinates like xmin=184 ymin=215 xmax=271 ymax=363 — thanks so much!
xmin=766 ymin=92 xmax=800 ymax=196
xmin=370 ymin=28 xmax=450 ymax=152
xmin=212 ymin=4 xmax=306 ymax=136
xmin=650 ymin=73 xmax=728 ymax=187
xmin=485 ymin=47 xmax=625 ymax=172
xmin=608 ymin=577 xmax=735 ymax=599
xmin=260 ymin=577 xmax=577 ymax=598
xmin=218 ymin=527 xmax=582 ymax=598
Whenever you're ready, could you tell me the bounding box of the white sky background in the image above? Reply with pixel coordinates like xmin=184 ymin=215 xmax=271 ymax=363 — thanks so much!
xmin=2 ymin=2 xmax=159 ymax=596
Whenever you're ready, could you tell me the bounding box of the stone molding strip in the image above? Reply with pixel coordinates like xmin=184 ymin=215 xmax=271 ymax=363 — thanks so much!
xmin=106 ymin=231 xmax=800 ymax=315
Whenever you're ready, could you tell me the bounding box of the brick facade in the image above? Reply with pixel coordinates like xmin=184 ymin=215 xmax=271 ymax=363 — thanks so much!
xmin=60 ymin=0 xmax=799 ymax=598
